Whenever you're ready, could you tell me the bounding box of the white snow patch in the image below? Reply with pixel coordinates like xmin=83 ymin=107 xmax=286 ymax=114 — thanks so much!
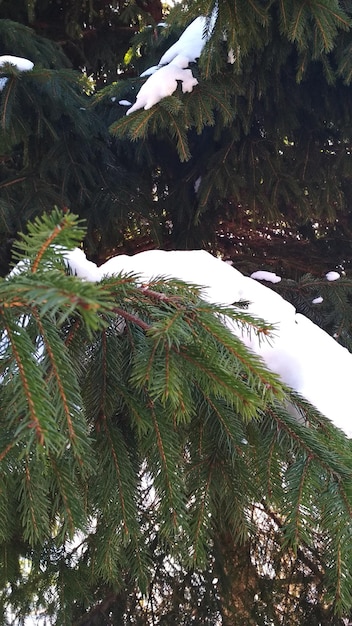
xmin=127 ymin=11 xmax=217 ymax=114
xmin=7 ymin=259 xmax=30 ymax=278
xmin=326 ymin=271 xmax=340 ymax=281
xmin=194 ymin=176 xmax=202 ymax=193
xmin=60 ymin=247 xmax=352 ymax=437
xmin=159 ymin=15 xmax=215 ymax=66
xmin=0 ymin=55 xmax=34 ymax=72
xmin=126 ymin=61 xmax=198 ymax=114
xmin=118 ymin=99 xmax=132 ymax=106
xmin=0 ymin=77 xmax=8 ymax=91
xmin=140 ymin=65 xmax=160 ymax=77
xmin=227 ymin=48 xmax=235 ymax=64
xmin=63 ymin=248 xmax=101 ymax=282
xmin=312 ymin=296 xmax=323 ymax=304
xmin=251 ymin=270 xmax=281 ymax=284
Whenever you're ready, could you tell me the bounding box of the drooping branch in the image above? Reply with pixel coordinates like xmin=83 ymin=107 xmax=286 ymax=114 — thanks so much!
xmin=258 ymin=502 xmax=325 ymax=581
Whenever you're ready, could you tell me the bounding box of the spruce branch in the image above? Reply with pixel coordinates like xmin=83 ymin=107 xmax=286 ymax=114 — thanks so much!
xmin=1 ymin=209 xmax=352 ymax=619
xmin=259 ymin=502 xmax=325 ymax=581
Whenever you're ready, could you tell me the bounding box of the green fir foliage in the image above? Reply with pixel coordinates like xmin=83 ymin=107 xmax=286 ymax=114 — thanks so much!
xmin=0 ymin=211 xmax=351 ymax=623
xmin=1 ymin=1 xmax=352 ymax=623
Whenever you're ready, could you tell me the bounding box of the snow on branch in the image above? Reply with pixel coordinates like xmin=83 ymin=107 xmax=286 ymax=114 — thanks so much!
xmin=0 ymin=55 xmax=34 ymax=72
xmin=63 ymin=247 xmax=352 ymax=438
xmin=0 ymin=54 xmax=34 ymax=91
xmin=126 ymin=12 xmax=216 ymax=115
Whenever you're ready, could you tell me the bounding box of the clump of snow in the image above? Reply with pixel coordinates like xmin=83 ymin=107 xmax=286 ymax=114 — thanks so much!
xmin=0 ymin=55 xmax=34 ymax=72
xmin=61 ymin=247 xmax=352 ymax=437
xmin=159 ymin=15 xmax=215 ymax=66
xmin=194 ymin=176 xmax=202 ymax=193
xmin=227 ymin=48 xmax=235 ymax=64
xmin=312 ymin=296 xmax=323 ymax=304
xmin=251 ymin=270 xmax=282 ymax=284
xmin=127 ymin=12 xmax=217 ymax=115
xmin=326 ymin=271 xmax=340 ymax=281
xmin=118 ymin=99 xmax=132 ymax=106
xmin=63 ymin=248 xmax=101 ymax=282
xmin=7 ymin=259 xmax=30 ymax=278
xmin=126 ymin=59 xmax=198 ymax=115
xmin=0 ymin=56 xmax=34 ymax=91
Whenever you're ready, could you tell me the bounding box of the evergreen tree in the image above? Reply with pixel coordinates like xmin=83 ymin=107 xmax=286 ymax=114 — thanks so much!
xmin=1 ymin=209 xmax=352 ymax=625
xmin=2 ymin=1 xmax=352 ymax=273
xmin=0 ymin=1 xmax=167 ymax=275
xmin=1 ymin=1 xmax=352 ymax=623
xmin=109 ymin=0 xmax=352 ymax=268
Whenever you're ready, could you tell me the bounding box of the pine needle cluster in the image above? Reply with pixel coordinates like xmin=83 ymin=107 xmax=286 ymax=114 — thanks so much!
xmin=108 ymin=0 xmax=352 ymax=248
xmin=1 ymin=2 xmax=352 ymax=622
xmin=0 ymin=210 xmax=352 ymax=623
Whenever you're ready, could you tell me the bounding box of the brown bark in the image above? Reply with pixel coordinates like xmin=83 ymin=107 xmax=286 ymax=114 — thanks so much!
xmin=214 ymin=534 xmax=261 ymax=626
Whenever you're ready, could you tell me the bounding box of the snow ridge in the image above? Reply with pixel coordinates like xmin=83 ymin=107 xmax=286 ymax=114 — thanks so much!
xmin=63 ymin=247 xmax=352 ymax=437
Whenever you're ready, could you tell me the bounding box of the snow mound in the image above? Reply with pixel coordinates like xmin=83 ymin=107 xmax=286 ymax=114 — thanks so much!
xmin=0 ymin=55 xmax=34 ymax=91
xmin=251 ymin=270 xmax=281 ymax=284
xmin=326 ymin=271 xmax=340 ymax=281
xmin=63 ymin=248 xmax=352 ymax=437
xmin=0 ymin=55 xmax=34 ymax=72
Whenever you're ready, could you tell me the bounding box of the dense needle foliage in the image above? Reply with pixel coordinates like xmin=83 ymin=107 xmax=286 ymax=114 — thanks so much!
xmin=1 ymin=1 xmax=352 ymax=623
xmin=1 ymin=211 xmax=352 ymax=625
